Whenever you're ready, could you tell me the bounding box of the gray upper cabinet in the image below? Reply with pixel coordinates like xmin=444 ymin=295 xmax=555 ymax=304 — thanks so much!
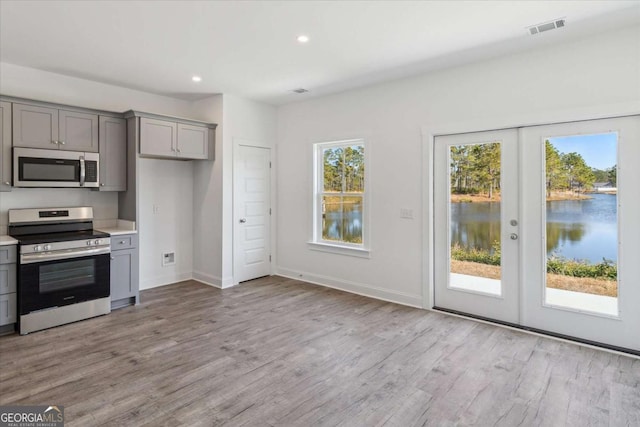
xmin=99 ymin=116 xmax=127 ymax=191
xmin=59 ymin=110 xmax=99 ymax=152
xmin=13 ymin=103 xmax=98 ymax=152
xmin=140 ymin=117 xmax=177 ymax=158
xmin=138 ymin=116 xmax=211 ymax=160
xmin=177 ymin=123 xmax=208 ymax=159
xmin=12 ymin=103 xmax=59 ymax=150
xmin=0 ymin=102 xmax=11 ymax=191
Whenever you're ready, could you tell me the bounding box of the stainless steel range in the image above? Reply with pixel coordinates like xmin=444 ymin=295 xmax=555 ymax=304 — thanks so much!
xmin=8 ymin=207 xmax=111 ymax=334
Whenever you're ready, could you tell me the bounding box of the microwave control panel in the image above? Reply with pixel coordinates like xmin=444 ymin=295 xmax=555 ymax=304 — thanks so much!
xmin=85 ymin=161 xmax=98 ymax=182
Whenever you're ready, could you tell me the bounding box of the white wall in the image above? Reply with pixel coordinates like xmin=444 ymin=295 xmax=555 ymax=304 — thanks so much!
xmin=191 ymin=95 xmax=225 ymax=286
xmin=138 ymin=158 xmax=194 ymax=289
xmin=0 ymin=63 xmax=196 ymax=289
xmin=191 ymin=94 xmax=277 ymax=287
xmin=275 ymin=25 xmax=640 ymax=307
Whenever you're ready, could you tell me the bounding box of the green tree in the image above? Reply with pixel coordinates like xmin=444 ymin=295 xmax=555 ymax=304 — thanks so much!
xmin=545 ymin=140 xmax=566 ymax=196
xmin=562 ymin=152 xmax=595 ymax=191
xmin=469 ymin=143 xmax=500 ymax=199
xmin=607 ymin=165 xmax=617 ymax=186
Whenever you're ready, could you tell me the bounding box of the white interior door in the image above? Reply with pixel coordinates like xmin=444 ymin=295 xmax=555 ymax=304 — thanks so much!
xmin=434 ymin=129 xmax=520 ymax=324
xmin=234 ymin=144 xmax=271 ymax=283
xmin=520 ymin=116 xmax=640 ymax=352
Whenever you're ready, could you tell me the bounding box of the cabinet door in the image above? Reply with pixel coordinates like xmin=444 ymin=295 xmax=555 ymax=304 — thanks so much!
xmin=0 ymin=102 xmax=11 ymax=191
xmin=177 ymin=123 xmax=208 ymax=159
xmin=0 ymin=264 xmax=17 ymax=295
xmin=0 ymin=293 xmax=16 ymax=326
xmin=140 ymin=117 xmax=177 ymax=158
xmin=99 ymin=116 xmax=127 ymax=191
xmin=12 ymin=103 xmax=59 ymax=149
xmin=59 ymin=110 xmax=99 ymax=152
xmin=111 ymin=249 xmax=135 ymax=301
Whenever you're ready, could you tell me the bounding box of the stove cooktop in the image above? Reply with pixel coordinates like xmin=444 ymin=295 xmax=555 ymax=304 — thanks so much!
xmin=13 ymin=230 xmax=110 ymax=245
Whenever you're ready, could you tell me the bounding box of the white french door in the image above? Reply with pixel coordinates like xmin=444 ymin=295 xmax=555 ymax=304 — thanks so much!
xmin=520 ymin=117 xmax=640 ymax=351
xmin=434 ymin=116 xmax=640 ymax=352
xmin=434 ymin=129 xmax=520 ymax=324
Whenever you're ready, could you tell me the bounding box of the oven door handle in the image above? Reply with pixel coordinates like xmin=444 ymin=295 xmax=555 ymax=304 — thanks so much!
xmin=79 ymin=155 xmax=86 ymax=187
xmin=20 ymin=246 xmax=111 ymax=264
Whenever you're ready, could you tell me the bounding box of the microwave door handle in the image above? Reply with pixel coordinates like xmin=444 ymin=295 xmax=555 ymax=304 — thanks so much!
xmin=79 ymin=155 xmax=86 ymax=187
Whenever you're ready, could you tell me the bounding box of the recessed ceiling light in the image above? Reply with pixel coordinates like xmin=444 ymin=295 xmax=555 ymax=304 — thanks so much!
xmin=297 ymin=35 xmax=309 ymax=43
xmin=192 ymin=76 xmax=202 ymax=82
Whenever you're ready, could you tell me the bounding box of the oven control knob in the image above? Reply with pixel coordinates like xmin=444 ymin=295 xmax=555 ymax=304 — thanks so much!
xmin=86 ymin=240 xmax=92 ymax=246
xmin=94 ymin=239 xmax=101 ymax=245
xmin=43 ymin=244 xmax=51 ymax=251
xmin=34 ymin=245 xmax=41 ymax=252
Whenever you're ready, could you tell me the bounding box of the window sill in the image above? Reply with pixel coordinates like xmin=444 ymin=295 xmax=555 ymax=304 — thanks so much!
xmin=307 ymin=241 xmax=371 ymax=258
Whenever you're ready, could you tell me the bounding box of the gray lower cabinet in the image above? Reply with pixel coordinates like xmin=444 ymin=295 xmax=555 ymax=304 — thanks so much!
xmin=110 ymin=234 xmax=139 ymax=309
xmin=0 ymin=101 xmax=11 ymax=192
xmin=0 ymin=245 xmax=17 ymax=331
xmin=13 ymin=103 xmax=99 ymax=152
xmin=99 ymin=116 xmax=127 ymax=191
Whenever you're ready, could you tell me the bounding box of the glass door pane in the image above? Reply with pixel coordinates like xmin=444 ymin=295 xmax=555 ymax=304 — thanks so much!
xmin=449 ymin=142 xmax=502 ymax=296
xmin=544 ymin=134 xmax=618 ymax=316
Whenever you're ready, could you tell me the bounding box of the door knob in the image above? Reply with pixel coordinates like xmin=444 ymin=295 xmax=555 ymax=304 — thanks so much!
xmin=510 ymin=233 xmax=518 ymax=240
xmin=239 ymin=218 xmax=247 ymax=223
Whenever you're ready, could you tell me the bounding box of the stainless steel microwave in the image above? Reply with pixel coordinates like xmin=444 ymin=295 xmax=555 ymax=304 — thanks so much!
xmin=13 ymin=147 xmax=99 ymax=188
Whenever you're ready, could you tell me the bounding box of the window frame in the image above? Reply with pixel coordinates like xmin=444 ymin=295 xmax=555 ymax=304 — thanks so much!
xmin=310 ymin=138 xmax=370 ymax=257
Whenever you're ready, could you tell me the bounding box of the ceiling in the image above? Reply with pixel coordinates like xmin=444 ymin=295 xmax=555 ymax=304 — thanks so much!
xmin=1 ymin=1 xmax=639 ymax=105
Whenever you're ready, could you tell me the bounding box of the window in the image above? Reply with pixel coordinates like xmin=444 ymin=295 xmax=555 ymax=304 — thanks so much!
xmin=312 ymin=139 xmax=369 ymax=256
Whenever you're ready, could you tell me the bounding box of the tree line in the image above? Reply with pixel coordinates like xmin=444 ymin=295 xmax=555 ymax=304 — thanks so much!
xmin=323 ymin=145 xmax=365 ymax=193
xmin=449 ymin=141 xmax=616 ymax=198
xmin=450 ymin=143 xmax=500 ymax=198
xmin=545 ymin=140 xmax=616 ymax=195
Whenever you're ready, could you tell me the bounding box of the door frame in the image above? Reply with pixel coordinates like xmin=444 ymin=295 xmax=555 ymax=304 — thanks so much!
xmin=233 ymin=138 xmax=275 ymax=285
xmin=421 ymin=100 xmax=640 ymax=311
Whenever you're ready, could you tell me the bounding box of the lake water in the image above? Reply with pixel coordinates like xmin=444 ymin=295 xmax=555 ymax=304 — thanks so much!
xmin=451 ymin=193 xmax=617 ymax=264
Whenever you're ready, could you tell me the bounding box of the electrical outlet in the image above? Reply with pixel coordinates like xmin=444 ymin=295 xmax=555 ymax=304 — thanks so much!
xmin=153 ymin=204 xmax=160 ymax=214
xmin=400 ymin=208 xmax=414 ymax=219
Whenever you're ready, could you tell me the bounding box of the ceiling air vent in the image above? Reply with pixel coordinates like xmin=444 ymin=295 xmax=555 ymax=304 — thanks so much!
xmin=292 ymin=88 xmax=309 ymax=94
xmin=528 ymin=18 xmax=565 ymax=35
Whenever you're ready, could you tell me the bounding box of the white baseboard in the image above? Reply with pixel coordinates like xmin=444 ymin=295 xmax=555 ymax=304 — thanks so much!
xmin=192 ymin=271 xmax=236 ymax=289
xmin=140 ymin=271 xmax=193 ymax=290
xmin=276 ymin=267 xmax=423 ymax=308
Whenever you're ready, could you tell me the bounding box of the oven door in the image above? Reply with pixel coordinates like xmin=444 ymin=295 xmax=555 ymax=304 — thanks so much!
xmin=18 ymin=253 xmax=110 ymax=315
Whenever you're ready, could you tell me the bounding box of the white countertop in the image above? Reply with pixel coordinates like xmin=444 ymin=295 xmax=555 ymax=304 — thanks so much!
xmin=0 ymin=235 xmax=18 ymax=246
xmin=94 ymin=219 xmax=137 ymax=236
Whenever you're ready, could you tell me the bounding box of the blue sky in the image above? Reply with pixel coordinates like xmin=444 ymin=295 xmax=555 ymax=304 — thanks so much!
xmin=549 ymin=133 xmax=617 ymax=170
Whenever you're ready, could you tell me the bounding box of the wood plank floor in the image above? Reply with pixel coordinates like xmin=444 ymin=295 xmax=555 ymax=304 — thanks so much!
xmin=1 ymin=276 xmax=638 ymax=426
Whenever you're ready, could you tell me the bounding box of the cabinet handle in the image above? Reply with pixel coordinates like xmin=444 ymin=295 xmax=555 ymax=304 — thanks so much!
xmin=120 ymin=240 xmax=126 ymax=244
xmin=177 ymin=148 xmax=181 ymax=153
xmin=101 ymin=183 xmax=105 ymax=186
xmin=3 ymin=182 xmax=9 ymax=186
xmin=52 ymin=140 xmax=59 ymax=144
xmin=110 ymin=257 xmax=115 ymax=260
xmin=171 ymin=147 xmax=176 ymax=152
xmin=59 ymin=141 xmax=66 ymax=145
